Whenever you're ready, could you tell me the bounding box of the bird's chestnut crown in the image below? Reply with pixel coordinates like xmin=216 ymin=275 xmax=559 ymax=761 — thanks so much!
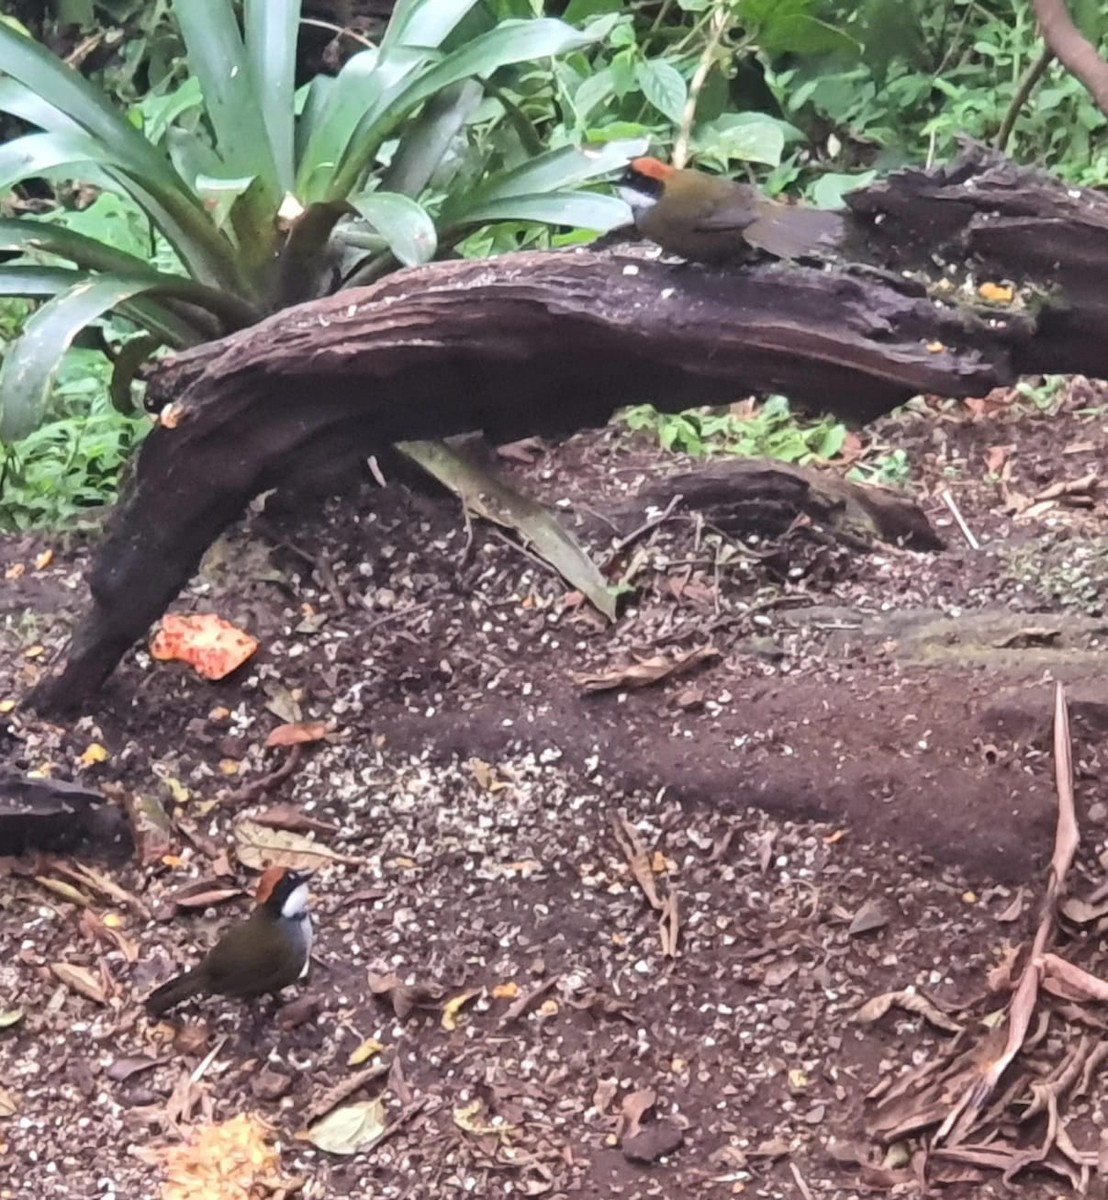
xmin=255 ymin=866 xmax=313 ymax=916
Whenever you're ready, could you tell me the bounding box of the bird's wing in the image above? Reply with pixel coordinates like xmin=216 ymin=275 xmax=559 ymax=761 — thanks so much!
xmin=690 ymin=194 xmax=761 ymax=234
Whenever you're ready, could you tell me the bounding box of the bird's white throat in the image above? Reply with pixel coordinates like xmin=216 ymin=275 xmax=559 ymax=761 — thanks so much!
xmin=281 ymin=881 xmax=311 ymax=919
xmin=617 ymin=184 xmax=656 ymax=214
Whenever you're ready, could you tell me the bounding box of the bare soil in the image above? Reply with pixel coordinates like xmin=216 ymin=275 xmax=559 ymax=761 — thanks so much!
xmin=2 ymin=387 xmax=1108 ymax=1198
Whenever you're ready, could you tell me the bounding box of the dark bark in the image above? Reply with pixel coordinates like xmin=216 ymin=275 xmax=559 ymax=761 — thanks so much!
xmin=27 ymin=146 xmax=1108 ymax=711
xmin=633 ymin=460 xmax=944 ymax=552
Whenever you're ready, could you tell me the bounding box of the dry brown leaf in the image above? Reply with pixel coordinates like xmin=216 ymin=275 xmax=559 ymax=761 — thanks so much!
xmin=1059 ymin=895 xmax=1108 ymax=925
xmin=0 ymin=1087 xmax=17 ymax=1117
xmin=763 ymin=959 xmax=800 ymax=988
xmin=34 ymin=876 xmax=93 ymax=907
xmin=441 ymin=988 xmax=483 ymax=1032
xmin=301 ymin=1098 xmax=387 ymax=1155
xmin=619 ymin=1088 xmax=656 ymax=1139
xmin=573 ymin=645 xmax=719 ymax=694
xmin=0 ymin=1009 xmax=23 ymax=1029
xmin=251 ymin=805 xmax=339 ymax=836
xmin=453 ymin=1098 xmax=515 ymax=1137
xmin=499 ymin=975 xmax=562 ymax=1025
xmin=54 ymin=861 xmax=151 ymax=919
xmin=265 ymin=721 xmax=329 ymax=749
xmin=853 ymin=988 xmax=963 ymax=1033
xmin=611 ymin=814 xmax=663 ymax=910
xmin=367 ymin=971 xmax=442 ymax=1019
xmin=593 ymin=1079 xmax=617 ymax=1115
xmin=658 ymin=892 xmax=680 ymax=958
xmin=1033 ymin=473 xmax=1099 ymax=503
xmin=50 ymin=962 xmax=107 ymax=1004
xmin=1041 ymin=953 xmax=1108 ymax=1002
xmin=78 ymin=909 xmax=139 ymax=962
xmin=302 ymin=1062 xmax=389 ymax=1126
xmin=233 ymin=817 xmax=364 ymax=871
xmin=168 ymin=881 xmax=244 ymax=910
xmin=149 ymin=613 xmax=258 ymax=681
xmin=567 ymin=989 xmax=636 ymax=1022
xmin=995 ymin=889 xmax=1026 ymax=923
xmin=848 ymin=898 xmax=892 ymax=936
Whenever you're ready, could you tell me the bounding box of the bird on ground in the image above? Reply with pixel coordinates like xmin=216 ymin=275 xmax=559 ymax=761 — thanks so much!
xmin=145 ymin=866 xmax=313 ymax=1017
xmin=616 ymin=156 xmax=845 ymax=264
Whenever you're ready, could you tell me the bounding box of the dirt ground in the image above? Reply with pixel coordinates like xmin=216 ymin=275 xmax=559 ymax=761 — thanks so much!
xmin=3 ymin=384 xmax=1108 ymax=1199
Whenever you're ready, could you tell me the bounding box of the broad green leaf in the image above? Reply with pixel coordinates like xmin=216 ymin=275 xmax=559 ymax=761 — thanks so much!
xmin=244 ymin=0 xmax=300 ymax=189
xmin=445 ymin=139 xmax=646 ymax=218
xmin=382 ymin=0 xmax=481 ymax=54
xmin=347 ymin=192 xmax=437 ymax=266
xmin=693 ymin=113 xmax=786 ymax=166
xmin=810 ymin=170 xmax=876 ymax=209
xmin=563 ymin=0 xmax=622 ymax=19
xmin=0 ymin=217 xmax=258 ymax=327
xmin=330 ymin=19 xmax=600 ymax=199
xmin=0 ymin=275 xmax=183 ymax=442
xmin=0 ymin=132 xmax=244 ymax=294
xmin=0 ymin=77 xmax=83 ymax=135
xmin=0 ymin=217 xmax=158 ymax=278
xmin=0 ymin=27 xmax=245 ymax=289
xmin=446 ymin=191 xmax=631 ymax=232
xmin=381 ymin=79 xmax=483 ymax=198
xmin=0 ymin=23 xmax=204 ymax=202
xmin=132 ymin=76 xmax=205 ymax=144
xmin=0 ymin=265 xmax=222 ymax=351
xmin=296 ymin=45 xmax=417 ymax=202
xmin=572 ymin=69 xmax=615 ymax=125
xmin=171 ymin=0 xmax=280 ymax=197
xmin=0 ymin=264 xmax=99 ymax=299
xmin=636 ymin=59 xmax=687 ymax=126
xmin=398 ymin=440 xmax=619 ymax=621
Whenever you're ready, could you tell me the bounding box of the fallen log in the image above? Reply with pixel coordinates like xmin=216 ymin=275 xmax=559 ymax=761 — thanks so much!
xmin=25 ymin=146 xmax=1108 ymax=711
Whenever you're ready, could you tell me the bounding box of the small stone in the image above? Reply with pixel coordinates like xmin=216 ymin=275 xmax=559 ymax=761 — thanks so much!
xmin=621 ymin=1119 xmax=685 ymax=1164
xmin=251 ymin=1068 xmax=292 ymax=1101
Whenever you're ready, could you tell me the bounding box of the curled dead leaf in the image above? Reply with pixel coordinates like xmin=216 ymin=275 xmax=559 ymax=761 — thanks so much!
xmin=848 ymin=898 xmax=892 ymax=936
xmin=50 ymin=962 xmax=107 ymax=1005
xmin=573 ymin=645 xmax=719 ymax=694
xmin=251 ymin=805 xmax=339 ymax=836
xmin=301 ymin=1098 xmax=387 ymax=1155
xmin=34 ymin=876 xmax=92 ymax=907
xmin=854 ymin=987 xmax=963 ymax=1033
xmin=453 ymin=1098 xmax=515 ymax=1137
xmin=265 ymin=721 xmax=329 ymax=749
xmin=347 ymin=1037 xmax=386 ymax=1067
xmin=149 ymin=613 xmax=258 ymax=681
xmin=442 ymin=988 xmax=483 ymax=1031
xmin=619 ymin=1087 xmax=656 ymax=1139
xmin=0 ymin=1009 xmax=23 ymax=1030
xmin=367 ymin=971 xmax=442 ymax=1019
xmin=0 ymin=1086 xmax=17 ymax=1117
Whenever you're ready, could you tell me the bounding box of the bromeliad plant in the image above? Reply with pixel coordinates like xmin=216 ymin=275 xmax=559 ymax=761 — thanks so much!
xmin=0 ymin=0 xmax=641 ymax=443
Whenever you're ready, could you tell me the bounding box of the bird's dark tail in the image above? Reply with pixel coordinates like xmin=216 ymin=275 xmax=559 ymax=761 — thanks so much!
xmin=745 ymin=204 xmax=845 ymax=261
xmin=145 ymin=969 xmax=202 ymax=1017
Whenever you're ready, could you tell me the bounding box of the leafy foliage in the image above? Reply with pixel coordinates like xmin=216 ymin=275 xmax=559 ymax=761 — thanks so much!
xmin=623 ymin=396 xmax=847 ymax=464
xmin=1 ymin=0 xmax=1100 ymax=526
xmin=0 ymin=0 xmax=642 ymax=443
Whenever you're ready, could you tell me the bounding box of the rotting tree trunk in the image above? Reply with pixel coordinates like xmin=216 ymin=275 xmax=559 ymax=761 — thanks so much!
xmin=26 ymin=145 xmax=1108 ymax=711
